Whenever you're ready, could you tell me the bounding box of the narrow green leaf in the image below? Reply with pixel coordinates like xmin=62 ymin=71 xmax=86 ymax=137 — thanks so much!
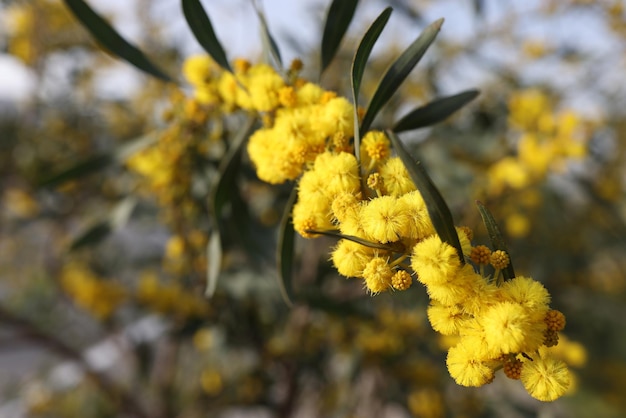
xmin=205 ymin=231 xmax=222 ymax=297
xmin=352 ymin=7 xmax=392 ymax=107
xmin=181 ymin=0 xmax=232 ymax=72
xmin=62 ymin=0 xmax=172 ymax=82
xmin=305 ymin=229 xmax=398 ymax=252
xmin=69 ymin=198 xmax=137 ymax=251
xmin=211 ymin=116 xmax=257 ymax=221
xmin=476 ymin=201 xmax=516 ymax=280
xmin=38 ymin=154 xmax=113 ymax=188
xmin=387 ymin=130 xmax=464 ymax=262
xmin=69 ymin=221 xmax=111 ymax=251
xmin=351 ymin=7 xmax=392 ymax=161
xmin=393 ymin=89 xmax=480 ymax=132
xmin=277 ymin=188 xmax=298 ymax=308
xmin=361 ymin=18 xmax=444 ymax=133
xmin=321 ymin=0 xmax=359 ymax=75
xmin=253 ymin=4 xmax=283 ymax=69
xmin=206 ymin=116 xmax=256 ymax=297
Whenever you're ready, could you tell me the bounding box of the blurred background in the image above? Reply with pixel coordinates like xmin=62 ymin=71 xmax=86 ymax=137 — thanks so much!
xmin=1 ymin=0 xmax=625 ymax=417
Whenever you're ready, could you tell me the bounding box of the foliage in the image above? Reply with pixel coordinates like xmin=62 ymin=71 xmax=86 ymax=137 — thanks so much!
xmin=1 ymin=0 xmax=626 ymax=417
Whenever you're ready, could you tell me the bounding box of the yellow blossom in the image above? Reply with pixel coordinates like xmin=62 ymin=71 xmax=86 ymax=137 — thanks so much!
xmin=331 ymin=239 xmax=375 ymax=278
xmin=361 ymin=195 xmax=412 ymax=243
xmin=427 ymin=302 xmax=468 ymax=336
xmin=361 ymin=130 xmax=390 ymax=165
xmin=520 ymin=352 xmax=571 ymax=401
xmin=479 ymin=301 xmax=545 ymax=356
xmin=411 ymin=235 xmax=462 ymax=286
xmin=379 ymin=157 xmax=416 ymax=196
xmin=362 ymin=257 xmax=393 ymax=294
xmin=446 ymin=340 xmax=496 ymax=387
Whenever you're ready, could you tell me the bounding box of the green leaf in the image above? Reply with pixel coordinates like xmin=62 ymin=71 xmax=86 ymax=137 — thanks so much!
xmin=304 ymin=229 xmax=398 ymax=252
xmin=321 ymin=0 xmax=359 ymax=75
xmin=393 ymin=89 xmax=480 ymax=132
xmin=62 ymin=0 xmax=172 ymax=82
xmin=205 ymin=232 xmax=222 ymax=297
xmin=277 ymin=188 xmax=297 ymax=308
xmin=361 ymin=18 xmax=444 ymax=134
xmin=69 ymin=197 xmax=136 ymax=251
xmin=38 ymin=154 xmax=114 ymax=188
xmin=476 ymin=201 xmax=516 ymax=281
xmin=211 ymin=116 xmax=256 ymax=222
xmin=351 ymin=7 xmax=392 ymax=161
xmin=206 ymin=116 xmax=256 ymax=297
xmin=181 ymin=0 xmax=232 ymax=72
xmin=253 ymin=4 xmax=283 ymax=69
xmin=69 ymin=221 xmax=111 ymax=251
xmin=387 ymin=130 xmax=464 ymax=262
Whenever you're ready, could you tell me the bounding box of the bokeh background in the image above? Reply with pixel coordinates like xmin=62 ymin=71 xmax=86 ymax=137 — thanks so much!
xmin=1 ymin=0 xmax=625 ymax=417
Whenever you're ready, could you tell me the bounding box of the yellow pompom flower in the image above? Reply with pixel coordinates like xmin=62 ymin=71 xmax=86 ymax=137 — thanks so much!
xmin=424 ymin=265 xmax=488 ymax=308
xmin=446 ymin=340 xmax=496 ymax=387
xmin=331 ymin=240 xmax=375 ymax=278
xmin=363 ymin=257 xmax=393 ymax=294
xmin=182 ymin=54 xmax=214 ymax=86
xmin=246 ymin=63 xmax=285 ymax=112
xmin=520 ymin=352 xmax=571 ymax=401
xmin=312 ymin=152 xmax=361 ymax=198
xmin=296 ymin=82 xmax=324 ymax=105
xmin=411 ymin=235 xmax=462 ymax=286
xmin=397 ymin=191 xmax=435 ymax=240
xmin=427 ymin=302 xmax=468 ymax=336
xmin=361 ymin=196 xmax=411 ymax=243
xmin=500 ymin=276 xmax=550 ymax=318
xmin=331 ymin=192 xmax=360 ymax=223
xmin=316 ymin=97 xmax=355 ymax=138
xmin=480 ymin=301 xmax=545 ymax=356
xmin=361 ymin=130 xmax=390 ymax=164
xmin=379 ymin=157 xmax=416 ymax=196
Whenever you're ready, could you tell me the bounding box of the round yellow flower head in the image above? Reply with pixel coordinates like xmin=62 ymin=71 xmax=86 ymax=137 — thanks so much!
xmin=183 ymin=54 xmax=214 ymax=87
xmin=331 ymin=239 xmax=374 ymax=278
xmin=427 ymin=302 xmax=467 ymax=336
xmin=397 ymin=191 xmax=434 ymax=240
xmin=480 ymin=301 xmax=545 ymax=356
xmin=411 ymin=235 xmax=462 ymax=286
xmin=246 ymin=63 xmax=285 ymax=112
xmin=361 ymin=130 xmax=390 ymax=164
xmin=446 ymin=339 xmax=496 ymax=387
xmin=363 ymin=257 xmax=393 ymax=294
xmin=312 ymin=152 xmax=360 ymax=198
xmin=361 ymin=195 xmax=411 ymax=243
xmin=296 ymin=82 xmax=324 ymax=106
xmin=316 ymin=97 xmax=355 ymax=138
xmin=379 ymin=157 xmax=416 ymax=197
xmin=500 ymin=276 xmax=550 ymax=317
xmin=520 ymin=351 xmax=571 ymax=401
xmin=331 ymin=192 xmax=360 ymax=224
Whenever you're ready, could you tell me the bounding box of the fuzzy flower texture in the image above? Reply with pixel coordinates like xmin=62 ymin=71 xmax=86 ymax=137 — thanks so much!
xmin=183 ymin=54 xmax=574 ymax=402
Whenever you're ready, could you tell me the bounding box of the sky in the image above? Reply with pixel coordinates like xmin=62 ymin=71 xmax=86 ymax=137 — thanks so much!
xmin=0 ymin=0 xmax=623 ymax=117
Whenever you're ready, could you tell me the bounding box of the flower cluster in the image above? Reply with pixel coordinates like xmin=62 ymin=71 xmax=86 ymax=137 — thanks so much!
xmin=136 ymin=272 xmax=208 ymax=320
xmin=60 ymin=262 xmax=126 ymax=320
xmin=291 ymin=131 xmax=452 ymax=295
xmin=413 ymin=236 xmax=571 ymax=401
xmin=249 ymin=84 xmax=576 ymax=399
xmin=488 ymin=88 xmax=588 ymax=196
